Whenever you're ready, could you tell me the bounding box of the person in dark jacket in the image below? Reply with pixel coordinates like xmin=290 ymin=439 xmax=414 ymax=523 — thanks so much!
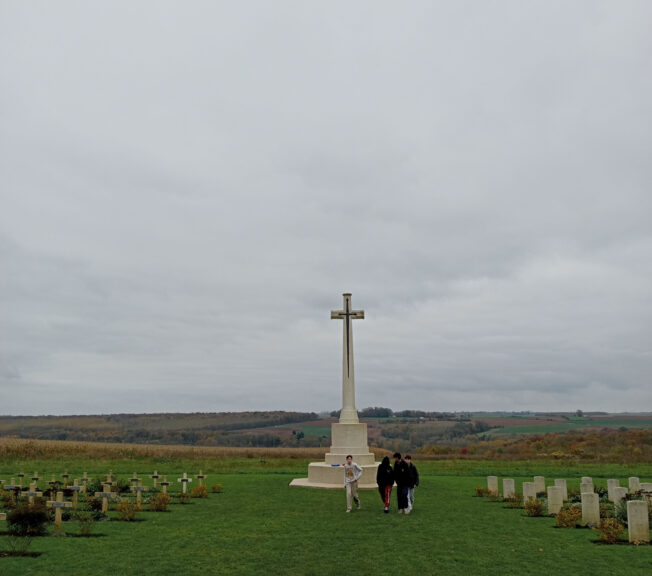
xmin=404 ymin=454 xmax=419 ymax=513
xmin=376 ymin=456 xmax=394 ymax=513
xmin=393 ymin=452 xmax=411 ymax=514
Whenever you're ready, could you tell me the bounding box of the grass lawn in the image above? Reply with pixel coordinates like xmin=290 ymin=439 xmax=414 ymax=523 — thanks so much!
xmin=1 ymin=459 xmax=651 ymax=575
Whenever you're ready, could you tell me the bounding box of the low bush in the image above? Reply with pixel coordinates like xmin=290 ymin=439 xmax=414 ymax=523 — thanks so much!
xmin=555 ymin=506 xmax=582 ymax=528
xmin=149 ymin=493 xmax=171 ymax=512
xmin=599 ymin=503 xmax=613 ymax=519
xmin=210 ymin=484 xmax=224 ymax=494
xmin=115 ymin=501 xmax=138 ymax=521
xmin=6 ymin=503 xmax=49 ymax=537
xmin=598 ymin=518 xmax=624 ymax=544
xmin=475 ymin=486 xmax=489 ymax=497
xmin=191 ymin=485 xmax=208 ymax=498
xmin=524 ymin=498 xmax=545 ymax=517
xmin=506 ymin=493 xmax=523 ymax=509
xmin=177 ymin=492 xmax=192 ymax=505
xmin=614 ymin=499 xmax=628 ymax=525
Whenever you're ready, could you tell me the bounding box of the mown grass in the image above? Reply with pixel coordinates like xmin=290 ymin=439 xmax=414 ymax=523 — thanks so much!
xmin=1 ymin=453 xmax=652 ymax=575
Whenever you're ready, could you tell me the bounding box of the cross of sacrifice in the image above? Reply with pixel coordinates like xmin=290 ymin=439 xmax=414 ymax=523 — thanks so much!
xmin=69 ymin=479 xmax=83 ymax=509
xmin=131 ymin=480 xmax=148 ymax=507
xmin=46 ymin=491 xmax=72 ymax=532
xmin=25 ymin=483 xmax=43 ymax=505
xmin=196 ymin=471 xmax=207 ymax=486
xmin=95 ymin=484 xmax=115 ymax=514
xmin=159 ymin=476 xmax=171 ymax=494
xmin=150 ymin=470 xmax=160 ymax=487
xmin=177 ymin=473 xmax=193 ymax=494
xmin=330 ymin=293 xmax=365 ymax=424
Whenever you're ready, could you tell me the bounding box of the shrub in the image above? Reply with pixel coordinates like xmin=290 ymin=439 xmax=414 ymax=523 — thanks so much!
xmin=598 ymin=518 xmax=624 ymax=544
xmin=599 ymin=503 xmax=613 ymax=519
xmin=614 ymin=500 xmax=628 ymax=525
xmin=6 ymin=503 xmax=49 ymax=537
xmin=191 ymin=485 xmax=208 ymax=499
xmin=210 ymin=484 xmax=224 ymax=494
xmin=556 ymin=506 xmax=582 ymax=528
xmin=115 ymin=501 xmax=138 ymax=522
xmin=524 ymin=498 xmax=545 ymax=517
xmin=149 ymin=493 xmax=171 ymax=512
xmin=116 ymin=478 xmax=132 ymax=494
xmin=506 ymin=493 xmax=523 ymax=509
xmin=73 ymin=511 xmax=96 ymax=536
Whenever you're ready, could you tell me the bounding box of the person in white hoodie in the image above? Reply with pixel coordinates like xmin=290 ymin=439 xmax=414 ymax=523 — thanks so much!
xmin=343 ymin=455 xmax=363 ymax=512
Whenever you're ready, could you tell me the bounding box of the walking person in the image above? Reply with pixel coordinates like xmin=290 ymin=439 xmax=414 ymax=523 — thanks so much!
xmin=343 ymin=455 xmax=363 ymax=512
xmin=393 ymin=452 xmax=410 ymax=514
xmin=376 ymin=455 xmax=394 ymax=513
xmin=405 ymin=454 xmax=419 ymax=513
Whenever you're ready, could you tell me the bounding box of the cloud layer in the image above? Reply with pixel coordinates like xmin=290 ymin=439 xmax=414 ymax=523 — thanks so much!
xmin=1 ymin=1 xmax=651 ymax=415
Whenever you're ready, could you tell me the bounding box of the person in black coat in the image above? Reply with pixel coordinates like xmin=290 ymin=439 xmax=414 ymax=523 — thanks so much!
xmin=376 ymin=456 xmax=394 ymax=513
xmin=393 ymin=452 xmax=411 ymax=514
xmin=404 ymin=454 xmax=419 ymax=513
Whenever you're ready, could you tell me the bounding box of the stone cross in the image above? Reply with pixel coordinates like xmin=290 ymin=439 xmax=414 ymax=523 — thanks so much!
xmin=331 ymin=293 xmax=365 ymax=424
xmin=25 ymin=482 xmax=43 ymax=505
xmin=80 ymin=472 xmax=91 ymax=494
xmin=196 ymin=470 xmax=206 ymax=486
xmin=177 ymin=473 xmax=193 ymax=494
xmin=131 ymin=480 xmax=148 ymax=507
xmin=47 ymin=491 xmax=72 ymax=532
xmin=95 ymin=483 xmax=115 ymax=514
xmin=150 ymin=470 xmax=161 ymax=487
xmin=61 ymin=470 xmax=71 ymax=487
xmin=4 ymin=479 xmax=21 ymax=503
xmin=69 ymin=479 xmax=83 ymax=509
xmin=16 ymin=471 xmax=25 ymax=487
xmin=159 ymin=476 xmax=171 ymax=494
xmin=487 ymin=476 xmax=498 ymax=496
xmin=31 ymin=472 xmax=41 ymax=486
xmin=47 ymin=474 xmax=58 ymax=498
xmin=627 ymin=500 xmax=650 ymax=543
xmin=130 ymin=472 xmax=141 ymax=486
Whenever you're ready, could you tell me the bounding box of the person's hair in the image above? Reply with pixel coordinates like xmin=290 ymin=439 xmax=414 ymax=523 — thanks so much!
xmin=405 ymin=454 xmax=412 ymax=459
xmin=346 ymin=455 xmax=352 ymax=459
xmin=393 ymin=452 xmax=401 ymax=459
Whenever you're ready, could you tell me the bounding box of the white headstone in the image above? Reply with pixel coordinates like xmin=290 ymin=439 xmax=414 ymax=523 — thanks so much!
xmin=533 ymin=476 xmax=545 ymax=494
xmin=522 ymin=481 xmax=536 ymax=503
xmin=503 ymin=478 xmax=515 ymax=499
xmin=627 ymin=500 xmax=650 ymax=543
xmin=547 ymin=486 xmax=563 ymax=515
xmin=612 ymin=487 xmax=628 ymax=512
xmin=580 ymin=481 xmax=594 ymax=494
xmin=607 ymin=479 xmax=620 ymax=502
xmin=554 ymin=479 xmax=568 ymax=501
xmin=581 ymin=492 xmax=600 ymax=527
xmin=487 ymin=476 xmax=498 ymax=496
xmin=629 ymin=477 xmax=641 ymax=493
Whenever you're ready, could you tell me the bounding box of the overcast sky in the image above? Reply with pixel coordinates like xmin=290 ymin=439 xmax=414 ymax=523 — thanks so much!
xmin=1 ymin=1 xmax=651 ymax=416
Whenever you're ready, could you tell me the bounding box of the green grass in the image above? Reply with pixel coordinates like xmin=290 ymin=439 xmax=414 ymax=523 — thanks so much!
xmin=1 ymin=459 xmax=652 ymax=575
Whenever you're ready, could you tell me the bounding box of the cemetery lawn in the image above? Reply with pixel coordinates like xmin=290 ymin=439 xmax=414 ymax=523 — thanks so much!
xmin=1 ymin=458 xmax=652 ymax=575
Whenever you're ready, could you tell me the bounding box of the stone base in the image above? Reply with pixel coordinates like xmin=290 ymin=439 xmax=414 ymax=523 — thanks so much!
xmin=324 ymin=422 xmax=375 ymax=465
xmin=290 ymin=461 xmax=379 ymax=489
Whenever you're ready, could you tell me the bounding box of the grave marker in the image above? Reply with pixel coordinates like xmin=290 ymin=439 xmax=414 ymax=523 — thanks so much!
xmin=581 ymin=476 xmax=592 ymax=484
xmin=554 ymin=479 xmax=568 ymax=501
xmin=522 ymin=482 xmax=536 ymax=503
xmin=607 ymin=479 xmax=620 ymax=502
xmin=581 ymin=492 xmax=600 ymax=527
xmin=612 ymin=487 xmax=628 ymax=512
xmin=159 ymin=476 xmax=171 ymax=494
xmin=629 ymin=477 xmax=641 ymax=493
xmin=502 ymin=478 xmax=515 ymax=499
xmin=196 ymin=470 xmax=207 ymax=486
xmin=487 ymin=476 xmax=498 ymax=496
xmin=627 ymin=500 xmax=650 ymax=543
xmin=131 ymin=480 xmax=148 ymax=507
xmin=547 ymin=486 xmax=563 ymax=515
xmin=25 ymin=482 xmax=43 ymax=505
xmin=46 ymin=491 xmax=72 ymax=532
xmin=16 ymin=471 xmax=25 ymax=487
xmin=150 ymin=470 xmax=161 ymax=488
xmin=31 ymin=472 xmax=41 ymax=486
xmin=640 ymin=482 xmax=652 ymax=493
xmin=4 ymin=478 xmax=21 ymax=503
xmin=580 ymin=481 xmax=594 ymax=494
xmin=95 ymin=483 xmax=115 ymax=514
xmin=533 ymin=476 xmax=545 ymax=494
xmin=0 ymin=513 xmax=5 ymax=521
xmin=130 ymin=472 xmax=141 ymax=486
xmin=69 ymin=479 xmax=83 ymax=509
xmin=47 ymin=474 xmax=58 ymax=498
xmin=61 ymin=470 xmax=71 ymax=487
xmin=80 ymin=472 xmax=91 ymax=493
xmin=177 ymin=473 xmax=193 ymax=494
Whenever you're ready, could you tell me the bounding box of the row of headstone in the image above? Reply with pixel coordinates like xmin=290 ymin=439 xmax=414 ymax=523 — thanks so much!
xmin=487 ymin=475 xmax=651 ymax=543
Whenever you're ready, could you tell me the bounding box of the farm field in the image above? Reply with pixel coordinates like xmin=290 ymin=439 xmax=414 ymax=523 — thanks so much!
xmin=1 ymin=450 xmax=652 ymax=575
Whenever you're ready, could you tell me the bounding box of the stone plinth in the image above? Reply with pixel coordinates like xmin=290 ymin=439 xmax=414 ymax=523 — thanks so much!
xmin=607 ymin=479 xmax=620 ymax=502
xmin=534 ymin=476 xmax=545 ymax=494
xmin=487 ymin=476 xmax=498 ymax=496
xmin=324 ymin=423 xmax=375 ymax=465
xmin=582 ymin=492 xmax=600 ymax=527
xmin=547 ymin=486 xmax=563 ymax=515
xmin=522 ymin=482 xmax=536 ymax=503
xmin=629 ymin=477 xmax=641 ymax=493
xmin=554 ymin=479 xmax=568 ymax=501
xmin=627 ymin=500 xmax=650 ymax=543
xmin=503 ymin=479 xmax=515 ymax=499
xmin=290 ymin=461 xmax=379 ymax=489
